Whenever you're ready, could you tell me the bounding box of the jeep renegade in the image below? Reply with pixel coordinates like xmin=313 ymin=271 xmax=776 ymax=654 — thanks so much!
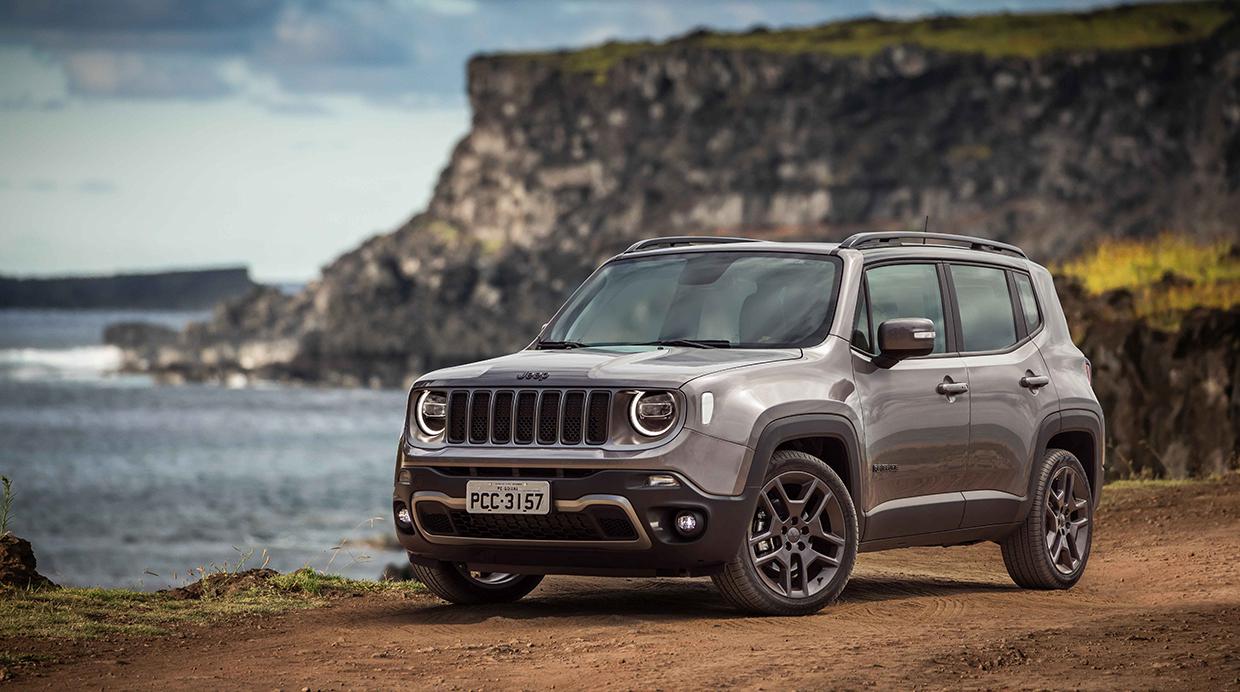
xmin=393 ymin=232 xmax=1104 ymax=615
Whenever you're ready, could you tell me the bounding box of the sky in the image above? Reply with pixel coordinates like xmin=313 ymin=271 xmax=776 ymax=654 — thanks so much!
xmin=0 ymin=0 xmax=1117 ymax=282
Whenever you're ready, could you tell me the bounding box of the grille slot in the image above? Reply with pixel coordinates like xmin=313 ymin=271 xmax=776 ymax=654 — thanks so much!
xmin=586 ymin=392 xmax=610 ymax=444
xmin=537 ymin=391 xmax=561 ymax=445
xmin=561 ymin=391 xmax=585 ymax=444
xmin=435 ymin=388 xmax=614 ymax=446
xmin=469 ymin=391 xmax=491 ymax=444
xmin=415 ymin=501 xmax=637 ymax=542
xmin=514 ymin=392 xmax=537 ymax=444
xmin=492 ymin=391 xmax=514 ymax=443
xmin=447 ymin=392 xmax=469 ymax=443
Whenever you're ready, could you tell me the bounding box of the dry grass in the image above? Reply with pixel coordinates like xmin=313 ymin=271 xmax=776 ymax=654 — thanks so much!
xmin=1056 ymin=234 xmax=1240 ymax=329
xmin=0 ymin=569 xmax=422 ymax=641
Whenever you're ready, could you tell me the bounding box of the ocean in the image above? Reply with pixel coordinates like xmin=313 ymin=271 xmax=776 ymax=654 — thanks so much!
xmin=0 ymin=309 xmax=407 ymax=588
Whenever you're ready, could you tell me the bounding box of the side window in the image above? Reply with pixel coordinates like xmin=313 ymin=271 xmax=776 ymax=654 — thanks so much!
xmin=950 ymin=264 xmax=1018 ymax=352
xmin=851 ymin=281 xmax=872 ymax=353
xmin=1013 ymin=273 xmax=1042 ymax=334
xmin=865 ymin=264 xmax=947 ymax=354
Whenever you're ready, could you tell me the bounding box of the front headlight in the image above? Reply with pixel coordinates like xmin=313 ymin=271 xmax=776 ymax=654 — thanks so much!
xmin=629 ymin=390 xmax=677 ymax=437
xmin=414 ymin=390 xmax=447 ymax=437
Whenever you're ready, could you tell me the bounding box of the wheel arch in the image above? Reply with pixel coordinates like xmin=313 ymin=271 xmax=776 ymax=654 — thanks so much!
xmin=746 ymin=414 xmax=866 ymax=537
xmin=1025 ymin=409 xmax=1104 ymax=511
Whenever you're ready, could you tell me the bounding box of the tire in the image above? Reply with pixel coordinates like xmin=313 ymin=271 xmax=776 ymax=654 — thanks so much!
xmin=1000 ymin=448 xmax=1094 ymax=589
xmin=711 ymin=449 xmax=859 ymax=616
xmin=410 ymin=562 xmax=544 ymax=605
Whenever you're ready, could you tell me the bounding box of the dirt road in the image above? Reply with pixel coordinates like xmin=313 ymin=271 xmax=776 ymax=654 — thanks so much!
xmin=11 ymin=477 xmax=1240 ymax=690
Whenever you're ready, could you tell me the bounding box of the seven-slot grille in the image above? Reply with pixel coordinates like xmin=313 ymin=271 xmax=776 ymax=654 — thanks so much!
xmin=442 ymin=389 xmax=611 ymax=446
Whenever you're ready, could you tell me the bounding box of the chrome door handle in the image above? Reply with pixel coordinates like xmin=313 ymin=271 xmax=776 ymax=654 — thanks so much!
xmin=936 ymin=382 xmax=969 ymax=395
xmin=1020 ymin=375 xmax=1050 ymax=389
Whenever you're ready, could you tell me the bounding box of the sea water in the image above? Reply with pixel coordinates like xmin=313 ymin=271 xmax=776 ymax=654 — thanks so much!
xmin=0 ymin=309 xmax=407 ymax=588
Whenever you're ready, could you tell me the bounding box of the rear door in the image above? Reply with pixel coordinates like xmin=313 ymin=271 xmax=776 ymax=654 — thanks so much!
xmin=948 ymin=263 xmax=1059 ymax=527
xmin=850 ymin=262 xmax=970 ymax=541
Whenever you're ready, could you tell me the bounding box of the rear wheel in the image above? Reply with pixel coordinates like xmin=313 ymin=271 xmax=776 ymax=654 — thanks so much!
xmin=1000 ymin=448 xmax=1094 ymax=589
xmin=712 ymin=449 xmax=858 ymax=615
xmin=410 ymin=562 xmax=544 ymax=604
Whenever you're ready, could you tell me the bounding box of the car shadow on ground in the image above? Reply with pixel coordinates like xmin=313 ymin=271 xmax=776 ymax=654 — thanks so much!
xmin=382 ymin=574 xmax=1017 ymax=625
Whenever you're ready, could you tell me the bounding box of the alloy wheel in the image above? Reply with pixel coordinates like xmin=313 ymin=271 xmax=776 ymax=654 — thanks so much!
xmin=1045 ymin=465 xmax=1091 ymax=575
xmin=455 ymin=565 xmax=520 ymax=587
xmin=747 ymin=470 xmax=848 ymax=599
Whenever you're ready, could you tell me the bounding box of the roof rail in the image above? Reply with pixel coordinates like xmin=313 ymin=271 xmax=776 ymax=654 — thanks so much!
xmin=837 ymin=231 xmax=1027 ymax=258
xmin=624 ymin=236 xmax=760 ymax=253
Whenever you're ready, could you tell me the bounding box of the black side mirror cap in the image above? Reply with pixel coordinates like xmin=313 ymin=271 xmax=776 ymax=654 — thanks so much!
xmin=877 ymin=318 xmax=937 ymax=359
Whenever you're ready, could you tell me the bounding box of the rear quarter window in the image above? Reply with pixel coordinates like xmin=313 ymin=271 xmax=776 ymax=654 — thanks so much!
xmin=1013 ymin=273 xmax=1042 ymax=334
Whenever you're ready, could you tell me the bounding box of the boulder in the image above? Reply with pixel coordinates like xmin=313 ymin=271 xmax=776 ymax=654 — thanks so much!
xmin=0 ymin=533 xmax=56 ymax=590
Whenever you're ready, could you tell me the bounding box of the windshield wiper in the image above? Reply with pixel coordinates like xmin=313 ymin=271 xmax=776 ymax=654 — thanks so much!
xmin=535 ymin=339 xmax=587 ymax=350
xmin=647 ymin=339 xmax=732 ymax=349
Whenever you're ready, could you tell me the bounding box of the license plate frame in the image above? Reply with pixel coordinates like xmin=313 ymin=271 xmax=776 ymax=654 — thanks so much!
xmin=465 ymin=480 xmax=552 ymax=515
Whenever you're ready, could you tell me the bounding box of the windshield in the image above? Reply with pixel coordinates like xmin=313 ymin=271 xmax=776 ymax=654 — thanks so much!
xmin=542 ymin=252 xmax=841 ymax=349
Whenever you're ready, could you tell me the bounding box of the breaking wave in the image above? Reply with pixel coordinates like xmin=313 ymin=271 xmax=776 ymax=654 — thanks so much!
xmin=0 ymin=345 xmax=123 ymax=380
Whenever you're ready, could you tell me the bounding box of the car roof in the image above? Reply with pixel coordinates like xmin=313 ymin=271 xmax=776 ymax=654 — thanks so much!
xmin=616 ymin=236 xmax=1038 ymax=269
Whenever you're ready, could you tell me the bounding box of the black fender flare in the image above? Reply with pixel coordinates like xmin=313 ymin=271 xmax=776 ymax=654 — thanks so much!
xmin=742 ymin=413 xmax=867 ymax=537
xmin=1057 ymin=408 xmax=1105 ymax=505
xmin=1022 ymin=408 xmax=1104 ymax=515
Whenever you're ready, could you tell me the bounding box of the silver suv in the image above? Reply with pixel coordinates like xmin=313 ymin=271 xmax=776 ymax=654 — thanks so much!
xmin=393 ymin=232 xmax=1104 ymax=615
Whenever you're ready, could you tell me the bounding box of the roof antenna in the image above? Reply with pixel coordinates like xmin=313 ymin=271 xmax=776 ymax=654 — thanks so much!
xmin=922 ymin=215 xmax=929 ymax=245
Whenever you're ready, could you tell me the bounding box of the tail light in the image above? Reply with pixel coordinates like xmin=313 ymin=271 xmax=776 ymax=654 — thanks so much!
xmin=1084 ymin=358 xmax=1093 ymax=385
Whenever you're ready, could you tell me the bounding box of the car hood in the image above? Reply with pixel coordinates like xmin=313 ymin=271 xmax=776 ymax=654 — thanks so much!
xmin=414 ymin=347 xmax=801 ymax=389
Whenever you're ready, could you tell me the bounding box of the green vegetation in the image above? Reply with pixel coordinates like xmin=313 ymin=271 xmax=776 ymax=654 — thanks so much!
xmin=0 ymin=569 xmax=422 ymax=641
xmin=516 ymin=2 xmax=1233 ymax=81
xmin=1057 ymin=234 xmax=1240 ymax=330
xmin=1104 ymin=476 xmax=1211 ymax=491
xmin=0 ymin=476 xmax=11 ymax=535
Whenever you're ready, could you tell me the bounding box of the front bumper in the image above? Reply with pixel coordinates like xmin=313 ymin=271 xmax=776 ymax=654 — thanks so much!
xmin=392 ymin=465 xmax=758 ymax=577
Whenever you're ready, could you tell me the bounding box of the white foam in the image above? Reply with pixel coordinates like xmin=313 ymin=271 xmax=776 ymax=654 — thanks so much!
xmin=0 ymin=345 xmax=123 ymax=380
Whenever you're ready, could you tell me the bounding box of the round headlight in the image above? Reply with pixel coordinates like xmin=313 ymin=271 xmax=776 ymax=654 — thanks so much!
xmin=415 ymin=390 xmax=447 ymax=436
xmin=629 ymin=391 xmax=677 ymax=437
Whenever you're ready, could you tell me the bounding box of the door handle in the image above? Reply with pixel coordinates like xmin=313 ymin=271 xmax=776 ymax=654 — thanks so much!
xmin=936 ymin=382 xmax=969 ymax=395
xmin=1020 ymin=375 xmax=1050 ymax=389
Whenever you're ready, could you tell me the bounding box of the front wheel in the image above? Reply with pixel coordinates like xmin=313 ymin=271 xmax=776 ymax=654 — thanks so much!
xmin=712 ymin=449 xmax=858 ymax=615
xmin=410 ymin=562 xmax=544 ymax=605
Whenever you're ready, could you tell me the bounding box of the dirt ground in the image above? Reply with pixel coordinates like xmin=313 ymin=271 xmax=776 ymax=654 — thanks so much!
xmin=7 ymin=476 xmax=1240 ymax=690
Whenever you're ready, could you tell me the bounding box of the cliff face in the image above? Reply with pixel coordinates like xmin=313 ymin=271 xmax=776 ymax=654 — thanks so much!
xmin=115 ymin=6 xmax=1240 ymax=476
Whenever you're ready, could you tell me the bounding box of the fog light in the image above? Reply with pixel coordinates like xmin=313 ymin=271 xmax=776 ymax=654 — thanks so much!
xmin=394 ymin=502 xmax=415 ymax=533
xmin=673 ymin=510 xmax=705 ymax=538
xmin=647 ymin=474 xmax=680 ymax=488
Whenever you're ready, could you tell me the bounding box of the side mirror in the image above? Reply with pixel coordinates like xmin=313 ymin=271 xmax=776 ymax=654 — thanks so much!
xmin=877 ymin=318 xmax=936 ymax=359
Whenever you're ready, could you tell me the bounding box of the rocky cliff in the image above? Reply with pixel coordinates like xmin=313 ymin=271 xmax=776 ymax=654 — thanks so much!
xmin=113 ymin=3 xmax=1240 ymax=477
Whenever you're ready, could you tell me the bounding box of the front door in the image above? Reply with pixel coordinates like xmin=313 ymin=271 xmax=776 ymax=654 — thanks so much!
xmin=850 ymin=262 xmax=970 ymax=541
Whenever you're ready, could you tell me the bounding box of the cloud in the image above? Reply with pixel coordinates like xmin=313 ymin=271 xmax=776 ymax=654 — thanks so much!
xmin=62 ymin=50 xmax=233 ymax=98
xmin=0 ymin=0 xmax=1107 ymax=108
xmin=409 ymin=0 xmax=480 ymax=17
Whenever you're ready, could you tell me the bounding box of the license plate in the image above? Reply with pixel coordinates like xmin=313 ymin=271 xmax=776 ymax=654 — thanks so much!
xmin=466 ymin=480 xmax=551 ymax=515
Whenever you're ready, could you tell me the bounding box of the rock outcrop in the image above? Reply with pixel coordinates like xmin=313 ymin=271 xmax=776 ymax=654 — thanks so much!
xmin=1063 ymin=287 xmax=1239 ymax=479
xmin=0 ymin=534 xmax=56 ymax=590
